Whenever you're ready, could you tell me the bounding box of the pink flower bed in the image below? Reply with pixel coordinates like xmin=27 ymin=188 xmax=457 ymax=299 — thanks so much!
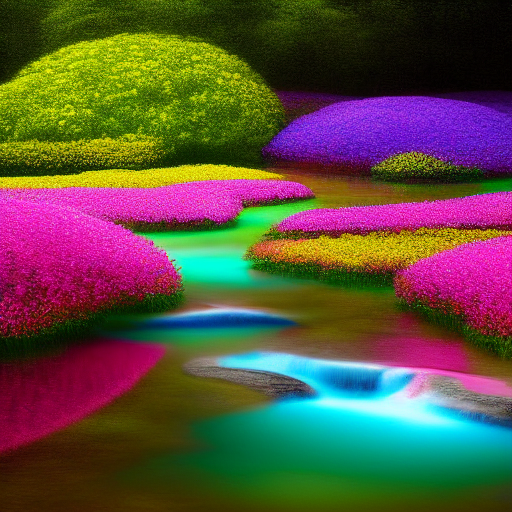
xmin=263 ymin=96 xmax=512 ymax=174
xmin=0 ymin=339 xmax=165 ymax=453
xmin=0 ymin=180 xmax=313 ymax=229
xmin=394 ymin=236 xmax=512 ymax=340
xmin=0 ymin=198 xmax=182 ymax=339
xmin=275 ymin=192 xmax=512 ymax=237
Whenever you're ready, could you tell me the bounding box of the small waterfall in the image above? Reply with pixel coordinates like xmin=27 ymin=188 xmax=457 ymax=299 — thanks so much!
xmin=219 ymin=352 xmax=414 ymax=398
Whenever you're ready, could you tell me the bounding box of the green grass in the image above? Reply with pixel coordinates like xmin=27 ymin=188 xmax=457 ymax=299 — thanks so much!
xmin=0 ymin=290 xmax=184 ymax=361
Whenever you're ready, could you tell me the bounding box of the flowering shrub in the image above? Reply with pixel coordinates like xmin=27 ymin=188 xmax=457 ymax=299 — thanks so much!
xmin=274 ymin=192 xmax=512 ymax=238
xmin=0 ymin=197 xmax=182 ymax=340
xmin=0 ymin=33 xmax=284 ymax=166
xmin=247 ymin=228 xmax=511 ymax=285
xmin=434 ymin=91 xmax=512 ymax=116
xmin=371 ymin=152 xmax=483 ymax=183
xmin=0 ymin=339 xmax=165 ymax=452
xmin=262 ymin=96 xmax=512 ymax=175
xmin=394 ymin=236 xmax=512 ymax=357
xmin=0 ymin=135 xmax=165 ymax=177
xmin=0 ymin=180 xmax=313 ymax=231
xmin=0 ymin=164 xmax=282 ymax=189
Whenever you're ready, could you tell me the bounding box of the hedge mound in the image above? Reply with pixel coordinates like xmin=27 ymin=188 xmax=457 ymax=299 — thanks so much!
xmin=0 ymin=164 xmax=282 ymax=188
xmin=395 ymin=236 xmax=512 ymax=357
xmin=0 ymin=33 xmax=284 ymax=169
xmin=0 ymin=135 xmax=165 ymax=177
xmin=0 ymin=197 xmax=182 ymax=342
xmin=262 ymin=96 xmax=512 ymax=175
xmin=371 ymin=152 xmax=483 ymax=183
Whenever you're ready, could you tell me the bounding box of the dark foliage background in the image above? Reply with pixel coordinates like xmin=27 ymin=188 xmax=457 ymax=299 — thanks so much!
xmin=1 ymin=0 xmax=510 ymax=94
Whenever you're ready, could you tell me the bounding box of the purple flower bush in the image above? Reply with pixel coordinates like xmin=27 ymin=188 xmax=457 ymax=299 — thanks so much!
xmin=0 ymin=180 xmax=313 ymax=231
xmin=274 ymin=90 xmax=362 ymax=123
xmin=434 ymin=91 xmax=512 ymax=116
xmin=0 ymin=198 xmax=182 ymax=339
xmin=394 ymin=236 xmax=512 ymax=356
xmin=274 ymin=192 xmax=512 ymax=238
xmin=262 ymin=96 xmax=512 ymax=175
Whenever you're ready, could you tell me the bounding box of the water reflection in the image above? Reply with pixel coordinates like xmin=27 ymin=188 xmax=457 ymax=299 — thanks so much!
xmin=0 ymin=339 xmax=164 ymax=453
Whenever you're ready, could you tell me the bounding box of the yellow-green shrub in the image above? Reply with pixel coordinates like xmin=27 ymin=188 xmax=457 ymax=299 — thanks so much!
xmin=0 ymin=135 xmax=165 ymax=176
xmin=0 ymin=33 xmax=284 ymax=168
xmin=0 ymin=164 xmax=283 ymax=188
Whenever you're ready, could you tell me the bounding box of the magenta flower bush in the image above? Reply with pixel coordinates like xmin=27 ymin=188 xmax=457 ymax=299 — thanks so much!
xmin=394 ymin=236 xmax=512 ymax=357
xmin=0 ymin=180 xmax=313 ymax=231
xmin=0 ymin=339 xmax=165 ymax=453
xmin=274 ymin=192 xmax=512 ymax=238
xmin=0 ymin=198 xmax=182 ymax=340
xmin=262 ymin=96 xmax=512 ymax=175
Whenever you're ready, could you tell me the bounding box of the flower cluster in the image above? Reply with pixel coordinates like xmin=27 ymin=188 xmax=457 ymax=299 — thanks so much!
xmin=0 ymin=33 xmax=284 ymax=166
xmin=0 ymin=197 xmax=182 ymax=339
xmin=371 ymin=152 xmax=483 ymax=183
xmin=0 ymin=180 xmax=314 ymax=231
xmin=275 ymin=192 xmax=512 ymax=237
xmin=0 ymin=339 xmax=165 ymax=453
xmin=0 ymin=135 xmax=165 ymax=177
xmin=0 ymin=164 xmax=283 ymax=189
xmin=262 ymin=96 xmax=512 ymax=175
xmin=394 ymin=236 xmax=512 ymax=341
xmin=247 ymin=228 xmax=511 ymax=280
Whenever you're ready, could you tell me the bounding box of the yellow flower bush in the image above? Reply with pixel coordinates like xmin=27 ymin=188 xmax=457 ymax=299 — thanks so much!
xmin=0 ymin=136 xmax=165 ymax=177
xmin=0 ymin=164 xmax=283 ymax=188
xmin=247 ymin=228 xmax=512 ymax=283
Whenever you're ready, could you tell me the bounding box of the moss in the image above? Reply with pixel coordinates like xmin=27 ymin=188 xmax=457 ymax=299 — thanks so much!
xmin=0 ymin=33 xmax=284 ymax=169
xmin=371 ymin=152 xmax=484 ymax=183
xmin=397 ymin=300 xmax=512 ymax=359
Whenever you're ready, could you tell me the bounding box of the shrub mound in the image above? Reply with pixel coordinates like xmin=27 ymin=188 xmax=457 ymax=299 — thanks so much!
xmin=262 ymin=96 xmax=512 ymax=175
xmin=394 ymin=236 xmax=512 ymax=357
xmin=247 ymin=228 xmax=511 ymax=286
xmin=0 ymin=164 xmax=282 ymax=188
xmin=371 ymin=152 xmax=483 ymax=183
xmin=273 ymin=192 xmax=512 ymax=239
xmin=0 ymin=180 xmax=314 ymax=231
xmin=0 ymin=197 xmax=182 ymax=342
xmin=0 ymin=135 xmax=165 ymax=177
xmin=0 ymin=33 xmax=284 ymax=169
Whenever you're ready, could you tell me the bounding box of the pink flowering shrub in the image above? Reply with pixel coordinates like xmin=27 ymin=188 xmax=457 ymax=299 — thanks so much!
xmin=262 ymin=96 xmax=512 ymax=175
xmin=274 ymin=192 xmax=512 ymax=238
xmin=0 ymin=198 xmax=182 ymax=340
xmin=0 ymin=339 xmax=165 ymax=453
xmin=0 ymin=180 xmax=313 ymax=231
xmin=394 ymin=236 xmax=512 ymax=355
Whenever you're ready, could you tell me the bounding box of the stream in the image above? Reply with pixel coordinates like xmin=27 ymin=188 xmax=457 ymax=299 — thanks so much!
xmin=1 ymin=170 xmax=512 ymax=512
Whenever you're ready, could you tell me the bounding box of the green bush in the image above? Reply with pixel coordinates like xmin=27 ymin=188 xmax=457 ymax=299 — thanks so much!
xmin=0 ymin=135 xmax=165 ymax=177
xmin=371 ymin=152 xmax=484 ymax=183
xmin=0 ymin=33 xmax=284 ymax=166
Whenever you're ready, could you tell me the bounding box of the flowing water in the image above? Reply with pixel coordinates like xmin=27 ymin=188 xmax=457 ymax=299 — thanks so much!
xmin=1 ymin=170 xmax=512 ymax=512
